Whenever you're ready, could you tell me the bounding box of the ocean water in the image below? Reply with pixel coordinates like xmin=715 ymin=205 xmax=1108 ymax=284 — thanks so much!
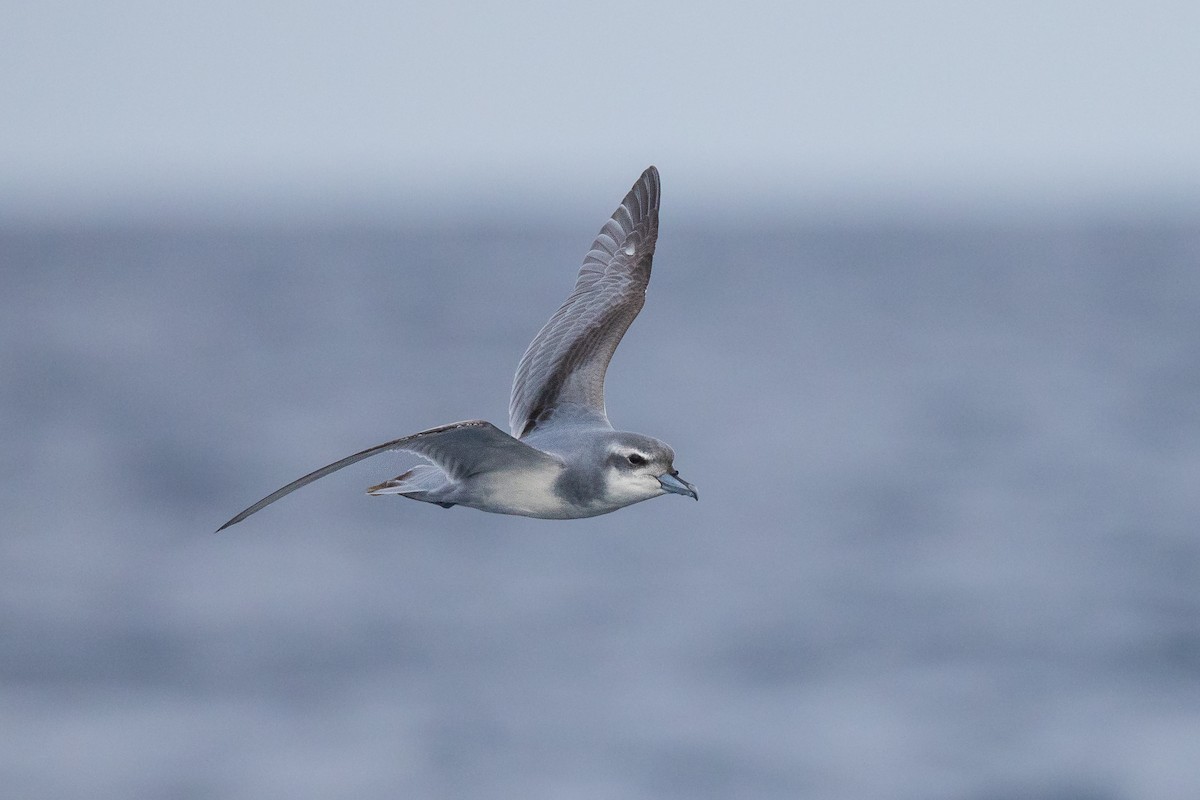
xmin=2 ymin=217 xmax=1199 ymax=799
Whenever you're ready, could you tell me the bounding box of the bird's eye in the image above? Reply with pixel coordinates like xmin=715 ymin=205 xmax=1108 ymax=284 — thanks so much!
xmin=627 ymin=453 xmax=646 ymax=466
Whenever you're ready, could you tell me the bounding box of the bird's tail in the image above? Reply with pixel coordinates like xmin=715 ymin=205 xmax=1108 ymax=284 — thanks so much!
xmin=366 ymin=464 xmax=450 ymax=500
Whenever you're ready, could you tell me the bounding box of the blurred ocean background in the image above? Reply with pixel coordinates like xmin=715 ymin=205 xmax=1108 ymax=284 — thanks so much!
xmin=5 ymin=216 xmax=1199 ymax=799
xmin=4 ymin=2 xmax=1200 ymax=798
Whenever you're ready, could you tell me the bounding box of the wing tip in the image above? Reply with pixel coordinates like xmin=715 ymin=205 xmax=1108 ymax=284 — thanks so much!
xmin=604 ymin=166 xmax=659 ymax=239
xmin=215 ymin=515 xmax=241 ymax=533
xmin=217 ymin=502 xmax=262 ymax=531
xmin=636 ymin=166 xmax=661 ymax=210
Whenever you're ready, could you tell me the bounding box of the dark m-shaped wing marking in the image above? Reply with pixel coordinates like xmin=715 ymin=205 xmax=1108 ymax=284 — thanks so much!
xmin=508 ymin=166 xmax=660 ymax=438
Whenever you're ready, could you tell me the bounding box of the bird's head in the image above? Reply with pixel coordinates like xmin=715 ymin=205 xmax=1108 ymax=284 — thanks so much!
xmin=602 ymin=433 xmax=697 ymax=505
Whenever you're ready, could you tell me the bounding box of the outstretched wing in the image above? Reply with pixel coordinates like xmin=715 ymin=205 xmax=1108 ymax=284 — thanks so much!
xmin=217 ymin=420 xmax=560 ymax=531
xmin=508 ymin=166 xmax=660 ymax=438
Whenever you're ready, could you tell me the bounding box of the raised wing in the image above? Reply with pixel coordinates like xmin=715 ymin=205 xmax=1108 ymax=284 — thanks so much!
xmin=217 ymin=420 xmax=560 ymax=530
xmin=508 ymin=166 xmax=661 ymax=438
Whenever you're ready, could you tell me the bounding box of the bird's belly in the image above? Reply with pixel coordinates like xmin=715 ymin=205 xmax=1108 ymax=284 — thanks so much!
xmin=458 ymin=469 xmax=610 ymax=520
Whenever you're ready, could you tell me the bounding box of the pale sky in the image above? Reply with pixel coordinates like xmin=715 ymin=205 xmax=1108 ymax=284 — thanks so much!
xmin=3 ymin=0 xmax=1198 ymax=220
